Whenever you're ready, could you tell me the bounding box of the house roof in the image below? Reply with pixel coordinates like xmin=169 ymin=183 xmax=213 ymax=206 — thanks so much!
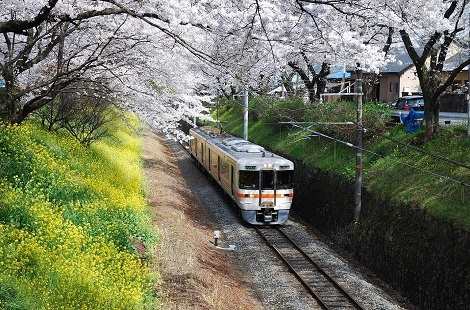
xmin=443 ymin=49 xmax=470 ymax=71
xmin=380 ymin=48 xmax=414 ymax=75
xmin=327 ymin=71 xmax=351 ymax=79
xmin=380 ymin=45 xmax=468 ymax=74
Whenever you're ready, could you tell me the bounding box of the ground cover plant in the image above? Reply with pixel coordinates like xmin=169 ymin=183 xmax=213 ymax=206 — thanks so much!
xmin=0 ymin=115 xmax=159 ymax=309
xmin=214 ymin=96 xmax=470 ymax=228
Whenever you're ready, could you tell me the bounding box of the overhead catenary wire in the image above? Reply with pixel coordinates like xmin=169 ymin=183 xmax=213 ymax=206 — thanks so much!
xmin=363 ymin=126 xmax=470 ymax=170
xmin=284 ymin=122 xmax=470 ymax=188
xmin=281 ymin=121 xmax=470 ymax=170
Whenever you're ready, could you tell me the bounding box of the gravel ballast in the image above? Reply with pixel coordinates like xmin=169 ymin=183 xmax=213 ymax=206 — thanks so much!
xmin=164 ymin=138 xmax=408 ymax=310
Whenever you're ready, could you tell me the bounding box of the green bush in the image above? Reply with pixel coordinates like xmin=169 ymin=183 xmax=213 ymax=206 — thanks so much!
xmin=217 ymin=95 xmax=470 ymax=227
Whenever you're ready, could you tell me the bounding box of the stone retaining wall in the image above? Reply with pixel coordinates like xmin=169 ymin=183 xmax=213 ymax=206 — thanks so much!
xmin=291 ymin=159 xmax=470 ymax=309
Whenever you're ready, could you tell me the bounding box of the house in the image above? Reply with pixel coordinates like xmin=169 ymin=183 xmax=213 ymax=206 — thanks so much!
xmin=441 ymin=49 xmax=470 ymax=94
xmin=319 ymin=67 xmax=355 ymax=102
xmin=375 ymin=51 xmax=421 ymax=102
xmin=359 ymin=45 xmax=468 ymax=103
xmin=320 ymin=59 xmax=422 ymax=103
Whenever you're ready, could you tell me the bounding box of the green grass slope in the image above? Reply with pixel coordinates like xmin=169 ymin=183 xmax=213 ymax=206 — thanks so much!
xmin=0 ymin=117 xmax=159 ymax=309
xmin=214 ymin=97 xmax=470 ymax=228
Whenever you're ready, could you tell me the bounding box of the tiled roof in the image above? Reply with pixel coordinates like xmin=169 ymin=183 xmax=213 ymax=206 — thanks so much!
xmin=380 ymin=48 xmax=414 ymax=74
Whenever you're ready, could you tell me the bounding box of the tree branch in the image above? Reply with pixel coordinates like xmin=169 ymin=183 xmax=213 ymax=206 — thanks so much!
xmin=0 ymin=0 xmax=59 ymax=34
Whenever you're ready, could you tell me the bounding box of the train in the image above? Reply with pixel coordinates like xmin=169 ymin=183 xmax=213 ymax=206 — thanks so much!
xmin=188 ymin=126 xmax=294 ymax=225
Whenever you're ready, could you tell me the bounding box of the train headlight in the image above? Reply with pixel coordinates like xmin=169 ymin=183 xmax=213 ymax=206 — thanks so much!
xmin=263 ymin=163 xmax=273 ymax=168
xmin=245 ymin=194 xmax=255 ymax=198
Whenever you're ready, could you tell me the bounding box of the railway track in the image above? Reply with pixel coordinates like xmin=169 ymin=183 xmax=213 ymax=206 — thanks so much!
xmin=255 ymin=226 xmax=365 ymax=310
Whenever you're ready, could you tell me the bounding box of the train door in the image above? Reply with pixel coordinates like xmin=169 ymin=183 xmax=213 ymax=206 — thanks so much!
xmin=230 ymin=165 xmax=234 ymax=196
xmin=200 ymin=141 xmax=204 ymax=164
xmin=208 ymin=148 xmax=211 ymax=168
xmin=191 ymin=138 xmax=197 ymax=156
xmin=260 ymin=169 xmax=276 ymax=205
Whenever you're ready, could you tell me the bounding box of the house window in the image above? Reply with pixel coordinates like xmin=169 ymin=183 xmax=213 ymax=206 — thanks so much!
xmin=452 ymin=80 xmax=462 ymax=92
xmin=390 ymin=82 xmax=398 ymax=94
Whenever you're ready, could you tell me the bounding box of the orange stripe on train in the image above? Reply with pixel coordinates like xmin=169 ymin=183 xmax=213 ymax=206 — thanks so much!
xmin=235 ymin=192 xmax=293 ymax=198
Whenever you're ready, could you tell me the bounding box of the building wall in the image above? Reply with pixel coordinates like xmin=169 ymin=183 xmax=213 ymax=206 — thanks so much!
xmin=400 ymin=67 xmax=421 ymax=96
xmin=378 ymin=67 xmax=421 ymax=102
xmin=378 ymin=74 xmax=399 ymax=102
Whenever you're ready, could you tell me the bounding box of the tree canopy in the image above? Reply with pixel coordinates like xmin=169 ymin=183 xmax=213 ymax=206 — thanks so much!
xmin=1 ymin=0 xmax=469 ymax=139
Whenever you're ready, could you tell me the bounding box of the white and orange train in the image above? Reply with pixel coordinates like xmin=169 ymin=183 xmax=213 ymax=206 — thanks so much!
xmin=189 ymin=126 xmax=294 ymax=225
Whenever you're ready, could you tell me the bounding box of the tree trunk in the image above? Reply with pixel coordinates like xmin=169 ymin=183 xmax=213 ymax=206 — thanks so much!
xmin=422 ymin=92 xmax=441 ymax=140
xmin=315 ymin=63 xmax=330 ymax=100
xmin=423 ymin=97 xmax=434 ymax=140
xmin=432 ymin=105 xmax=440 ymax=133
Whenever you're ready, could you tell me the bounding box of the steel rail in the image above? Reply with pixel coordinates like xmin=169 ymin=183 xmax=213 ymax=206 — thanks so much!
xmin=255 ymin=226 xmax=365 ymax=310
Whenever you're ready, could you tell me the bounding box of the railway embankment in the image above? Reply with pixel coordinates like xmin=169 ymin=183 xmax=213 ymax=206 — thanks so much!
xmin=292 ymin=160 xmax=469 ymax=310
xmin=211 ymin=98 xmax=470 ymax=310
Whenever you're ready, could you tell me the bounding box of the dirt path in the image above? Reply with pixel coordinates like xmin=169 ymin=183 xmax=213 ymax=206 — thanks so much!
xmin=141 ymin=129 xmax=264 ymax=309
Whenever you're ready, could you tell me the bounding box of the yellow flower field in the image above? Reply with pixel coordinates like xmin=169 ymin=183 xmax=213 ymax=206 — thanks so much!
xmin=0 ymin=116 xmax=159 ymax=309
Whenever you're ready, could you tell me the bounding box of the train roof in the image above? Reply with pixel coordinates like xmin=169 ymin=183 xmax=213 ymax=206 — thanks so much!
xmin=190 ymin=126 xmax=293 ymax=167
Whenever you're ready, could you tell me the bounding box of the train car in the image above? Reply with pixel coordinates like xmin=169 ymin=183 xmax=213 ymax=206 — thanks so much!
xmin=189 ymin=126 xmax=294 ymax=225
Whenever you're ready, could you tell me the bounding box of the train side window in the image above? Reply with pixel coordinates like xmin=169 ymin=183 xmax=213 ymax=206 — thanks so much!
xmin=220 ymin=159 xmax=229 ymax=180
xmin=239 ymin=171 xmax=259 ymax=189
xmin=211 ymin=152 xmax=218 ymax=169
xmin=277 ymin=171 xmax=293 ymax=189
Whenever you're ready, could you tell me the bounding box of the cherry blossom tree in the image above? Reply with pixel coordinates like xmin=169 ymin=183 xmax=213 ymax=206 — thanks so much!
xmin=0 ymin=0 xmax=215 ymax=136
xmin=289 ymin=0 xmax=469 ymax=139
xmin=216 ymin=0 xmax=469 ymax=140
xmin=204 ymin=0 xmax=392 ymax=98
xmin=389 ymin=0 xmax=469 ymax=140
xmin=1 ymin=0 xmax=468 ymax=140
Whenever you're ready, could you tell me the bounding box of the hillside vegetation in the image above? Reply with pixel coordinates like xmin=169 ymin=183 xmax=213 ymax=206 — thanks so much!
xmin=214 ymin=97 xmax=470 ymax=227
xmin=0 ymin=116 xmax=159 ymax=309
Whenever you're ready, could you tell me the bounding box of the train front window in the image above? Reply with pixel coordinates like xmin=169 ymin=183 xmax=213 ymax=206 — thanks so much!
xmin=277 ymin=170 xmax=293 ymax=189
xmin=261 ymin=170 xmax=274 ymax=190
xmin=239 ymin=171 xmax=259 ymax=189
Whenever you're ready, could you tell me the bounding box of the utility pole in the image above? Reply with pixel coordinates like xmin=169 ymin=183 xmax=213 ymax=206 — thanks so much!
xmin=467 ymin=53 xmax=470 ymax=136
xmin=467 ymin=14 xmax=470 ymax=136
xmin=243 ymin=88 xmax=249 ymax=140
xmin=354 ymin=66 xmax=363 ymax=222
xmin=467 ymin=66 xmax=469 ymax=136
xmin=217 ymin=90 xmax=220 ymax=129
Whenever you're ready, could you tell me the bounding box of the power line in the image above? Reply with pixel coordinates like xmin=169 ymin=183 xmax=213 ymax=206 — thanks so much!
xmin=363 ymin=126 xmax=470 ymax=170
xmin=282 ymin=121 xmax=470 ymax=171
xmin=286 ymin=123 xmax=470 ymax=187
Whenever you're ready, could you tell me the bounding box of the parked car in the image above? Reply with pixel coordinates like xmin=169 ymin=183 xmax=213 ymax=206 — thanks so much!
xmin=390 ymin=95 xmax=425 ymax=123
